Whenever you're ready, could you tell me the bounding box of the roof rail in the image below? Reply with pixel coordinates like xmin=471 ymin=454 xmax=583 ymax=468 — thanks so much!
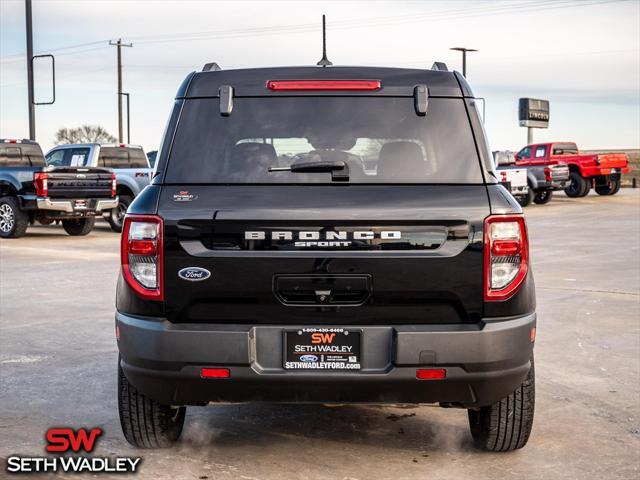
xmin=431 ymin=62 xmax=448 ymax=72
xmin=202 ymin=62 xmax=222 ymax=72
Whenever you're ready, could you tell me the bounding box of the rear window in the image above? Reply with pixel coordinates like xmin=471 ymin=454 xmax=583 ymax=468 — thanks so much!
xmin=0 ymin=144 xmax=45 ymax=167
xmin=99 ymin=147 xmax=148 ymax=168
xmin=552 ymin=143 xmax=578 ymax=155
xmin=165 ymin=97 xmax=483 ymax=184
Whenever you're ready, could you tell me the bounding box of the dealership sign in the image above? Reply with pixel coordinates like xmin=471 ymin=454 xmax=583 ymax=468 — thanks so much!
xmin=519 ymin=98 xmax=550 ymax=128
xmin=5 ymin=427 xmax=141 ymax=474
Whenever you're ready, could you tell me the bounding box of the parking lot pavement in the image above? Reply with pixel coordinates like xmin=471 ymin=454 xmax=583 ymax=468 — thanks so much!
xmin=1 ymin=189 xmax=639 ymax=480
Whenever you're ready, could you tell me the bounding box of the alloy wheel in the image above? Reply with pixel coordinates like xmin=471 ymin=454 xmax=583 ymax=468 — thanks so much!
xmin=0 ymin=203 xmax=15 ymax=233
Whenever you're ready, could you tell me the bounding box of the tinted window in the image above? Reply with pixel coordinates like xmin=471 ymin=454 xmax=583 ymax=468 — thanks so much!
xmin=165 ymin=97 xmax=483 ymax=184
xmin=45 ymin=148 xmax=90 ymax=167
xmin=518 ymin=147 xmax=532 ymax=159
xmin=0 ymin=147 xmax=23 ymax=166
xmin=99 ymin=147 xmax=148 ymax=168
xmin=45 ymin=149 xmax=65 ymax=166
xmin=0 ymin=144 xmax=44 ymax=166
xmin=146 ymin=150 xmax=157 ymax=168
xmin=129 ymin=149 xmax=149 ymax=168
xmin=99 ymin=148 xmax=130 ymax=168
xmin=552 ymin=143 xmax=578 ymax=155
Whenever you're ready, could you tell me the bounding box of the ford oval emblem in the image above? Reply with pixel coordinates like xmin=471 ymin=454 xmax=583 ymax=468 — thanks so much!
xmin=178 ymin=267 xmax=211 ymax=282
xmin=300 ymin=355 xmax=318 ymax=362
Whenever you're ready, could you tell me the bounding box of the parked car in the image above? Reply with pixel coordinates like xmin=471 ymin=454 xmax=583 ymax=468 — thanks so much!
xmin=515 ymin=142 xmax=628 ymax=197
xmin=493 ymin=151 xmax=530 ymax=206
xmin=116 ymin=64 xmax=537 ymax=451
xmin=45 ymin=143 xmax=151 ymax=232
xmin=0 ymin=139 xmax=117 ymax=238
xmin=497 ymin=150 xmax=569 ymax=205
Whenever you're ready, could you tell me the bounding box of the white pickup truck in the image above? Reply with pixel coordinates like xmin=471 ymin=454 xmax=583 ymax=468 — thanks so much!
xmin=493 ymin=151 xmax=530 ymax=207
xmin=45 ymin=144 xmax=151 ymax=231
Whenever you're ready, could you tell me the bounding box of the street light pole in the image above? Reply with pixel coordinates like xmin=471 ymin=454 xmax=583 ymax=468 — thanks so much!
xmin=25 ymin=0 xmax=35 ymax=140
xmin=119 ymin=92 xmax=130 ymax=144
xmin=449 ymin=47 xmax=478 ymax=77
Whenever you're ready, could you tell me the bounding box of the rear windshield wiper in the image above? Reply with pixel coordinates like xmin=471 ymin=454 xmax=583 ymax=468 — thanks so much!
xmin=269 ymin=160 xmax=349 ymax=182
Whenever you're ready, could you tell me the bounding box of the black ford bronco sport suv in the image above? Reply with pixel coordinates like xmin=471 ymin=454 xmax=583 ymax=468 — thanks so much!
xmin=116 ymin=64 xmax=536 ymax=451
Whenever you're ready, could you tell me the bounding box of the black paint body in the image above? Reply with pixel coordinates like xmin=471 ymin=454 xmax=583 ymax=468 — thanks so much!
xmin=117 ymin=67 xmax=536 ymax=407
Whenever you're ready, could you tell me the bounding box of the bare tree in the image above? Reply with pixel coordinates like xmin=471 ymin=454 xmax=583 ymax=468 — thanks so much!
xmin=54 ymin=125 xmax=117 ymax=145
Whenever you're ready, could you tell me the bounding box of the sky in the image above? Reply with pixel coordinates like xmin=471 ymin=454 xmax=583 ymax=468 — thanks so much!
xmin=1 ymin=0 xmax=639 ymax=153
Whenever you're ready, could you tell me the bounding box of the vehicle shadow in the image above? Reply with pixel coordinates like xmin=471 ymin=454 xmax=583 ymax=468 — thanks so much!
xmin=179 ymin=403 xmax=475 ymax=454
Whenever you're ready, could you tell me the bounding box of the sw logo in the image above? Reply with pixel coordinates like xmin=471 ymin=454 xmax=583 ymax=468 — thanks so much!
xmin=311 ymin=332 xmax=336 ymax=344
xmin=5 ymin=427 xmax=141 ymax=475
xmin=46 ymin=427 xmax=103 ymax=453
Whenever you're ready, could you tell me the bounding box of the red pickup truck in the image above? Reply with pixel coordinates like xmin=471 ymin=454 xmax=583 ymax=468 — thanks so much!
xmin=514 ymin=142 xmax=629 ymax=197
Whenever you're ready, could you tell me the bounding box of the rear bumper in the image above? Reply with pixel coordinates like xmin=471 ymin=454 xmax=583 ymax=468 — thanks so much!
xmin=24 ymin=196 xmax=118 ymax=213
xmin=116 ymin=312 xmax=536 ymax=408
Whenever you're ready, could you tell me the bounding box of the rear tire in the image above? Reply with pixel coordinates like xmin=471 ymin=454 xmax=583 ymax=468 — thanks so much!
xmin=533 ymin=190 xmax=553 ymax=204
xmin=108 ymin=194 xmax=132 ymax=233
xmin=468 ymin=357 xmax=535 ymax=452
xmin=565 ymin=172 xmax=589 ymax=198
xmin=62 ymin=217 xmax=95 ymax=236
xmin=0 ymin=196 xmax=29 ymax=238
xmin=118 ymin=359 xmax=186 ymax=448
xmin=516 ymin=189 xmax=533 ymax=207
xmin=595 ymin=179 xmax=621 ymax=196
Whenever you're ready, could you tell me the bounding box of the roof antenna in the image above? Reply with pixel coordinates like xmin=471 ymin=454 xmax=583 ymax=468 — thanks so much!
xmin=316 ymin=14 xmax=333 ymax=67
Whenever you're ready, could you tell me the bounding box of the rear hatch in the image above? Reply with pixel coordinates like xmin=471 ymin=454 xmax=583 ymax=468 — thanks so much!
xmin=159 ymin=94 xmax=489 ymax=325
xmin=46 ymin=167 xmax=114 ymax=199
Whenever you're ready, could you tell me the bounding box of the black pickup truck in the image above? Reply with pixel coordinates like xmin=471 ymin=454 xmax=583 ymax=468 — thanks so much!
xmin=116 ymin=65 xmax=537 ymax=451
xmin=0 ymin=139 xmax=118 ymax=238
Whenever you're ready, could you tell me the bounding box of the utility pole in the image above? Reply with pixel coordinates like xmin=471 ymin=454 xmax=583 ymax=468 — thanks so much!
xmin=450 ymin=47 xmax=478 ymax=77
xmin=109 ymin=39 xmax=132 ymax=143
xmin=25 ymin=0 xmax=35 ymax=140
xmin=119 ymin=92 xmax=130 ymax=143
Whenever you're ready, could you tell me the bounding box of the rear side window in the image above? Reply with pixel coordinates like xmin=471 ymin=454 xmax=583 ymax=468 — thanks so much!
xmin=535 ymin=146 xmax=547 ymax=158
xmin=165 ymin=97 xmax=483 ymax=184
xmin=0 ymin=144 xmax=45 ymax=166
xmin=45 ymin=148 xmax=90 ymax=167
xmin=129 ymin=149 xmax=149 ymax=168
xmin=99 ymin=148 xmax=148 ymax=168
xmin=552 ymin=143 xmax=578 ymax=155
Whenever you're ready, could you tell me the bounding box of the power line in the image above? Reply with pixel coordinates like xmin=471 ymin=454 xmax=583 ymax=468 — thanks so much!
xmin=0 ymin=0 xmax=627 ymax=64
xmin=129 ymin=0 xmax=626 ymax=46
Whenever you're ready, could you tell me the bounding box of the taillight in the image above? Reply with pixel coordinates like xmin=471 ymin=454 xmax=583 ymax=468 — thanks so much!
xmin=34 ymin=172 xmax=48 ymax=197
xmin=121 ymin=215 xmax=163 ymax=300
xmin=484 ymin=215 xmax=529 ymax=301
xmin=111 ymin=172 xmax=117 ymax=197
xmin=544 ymin=167 xmax=552 ymax=182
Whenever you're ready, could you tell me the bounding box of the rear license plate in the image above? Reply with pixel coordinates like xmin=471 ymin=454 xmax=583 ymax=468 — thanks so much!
xmin=284 ymin=328 xmax=361 ymax=370
xmin=74 ymin=200 xmax=87 ymax=209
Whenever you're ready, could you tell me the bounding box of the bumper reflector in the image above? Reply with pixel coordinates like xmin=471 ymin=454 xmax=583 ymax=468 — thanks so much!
xmin=416 ymin=368 xmax=446 ymax=380
xmin=200 ymin=368 xmax=230 ymax=379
